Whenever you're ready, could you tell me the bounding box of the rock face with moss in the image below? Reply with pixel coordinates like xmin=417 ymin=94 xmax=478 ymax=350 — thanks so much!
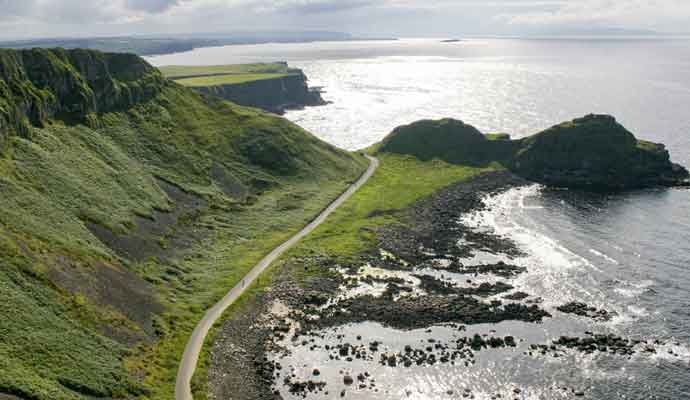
xmin=0 ymin=48 xmax=165 ymax=148
xmin=377 ymin=115 xmax=688 ymax=190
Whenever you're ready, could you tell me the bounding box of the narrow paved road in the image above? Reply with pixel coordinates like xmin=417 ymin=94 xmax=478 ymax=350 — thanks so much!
xmin=175 ymin=156 xmax=379 ymax=400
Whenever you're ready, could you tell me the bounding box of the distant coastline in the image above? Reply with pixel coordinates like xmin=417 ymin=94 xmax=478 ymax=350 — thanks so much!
xmin=0 ymin=33 xmax=398 ymax=56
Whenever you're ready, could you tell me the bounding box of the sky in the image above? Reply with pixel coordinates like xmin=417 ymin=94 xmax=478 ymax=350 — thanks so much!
xmin=1 ymin=0 xmax=689 ymax=40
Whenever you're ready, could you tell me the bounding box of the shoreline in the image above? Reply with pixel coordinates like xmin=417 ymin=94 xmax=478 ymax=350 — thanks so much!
xmin=206 ymin=162 xmax=688 ymax=399
xmin=207 ymin=168 xmax=549 ymax=399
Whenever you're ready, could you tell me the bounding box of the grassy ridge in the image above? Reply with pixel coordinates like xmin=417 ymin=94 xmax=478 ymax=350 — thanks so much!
xmin=0 ymin=49 xmax=367 ymax=400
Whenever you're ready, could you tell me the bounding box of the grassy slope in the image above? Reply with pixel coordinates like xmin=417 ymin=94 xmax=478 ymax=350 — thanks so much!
xmin=197 ymin=153 xmax=493 ymax=397
xmin=175 ymin=73 xmax=290 ymax=87
xmin=0 ymin=69 xmax=367 ymax=400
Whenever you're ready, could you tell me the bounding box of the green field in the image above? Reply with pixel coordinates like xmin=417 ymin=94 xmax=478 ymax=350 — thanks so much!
xmin=159 ymin=63 xmax=290 ymax=79
xmin=160 ymin=62 xmax=295 ymax=87
xmin=174 ymin=72 xmax=290 ymax=87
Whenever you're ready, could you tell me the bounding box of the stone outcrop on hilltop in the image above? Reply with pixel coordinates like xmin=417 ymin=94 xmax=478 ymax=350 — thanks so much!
xmin=377 ymin=115 xmax=689 ymax=190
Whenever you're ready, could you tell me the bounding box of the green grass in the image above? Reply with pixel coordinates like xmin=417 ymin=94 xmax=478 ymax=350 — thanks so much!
xmin=0 ymin=70 xmax=367 ymax=399
xmin=161 ymin=63 xmax=296 ymax=88
xmin=174 ymin=73 xmax=291 ymax=87
xmin=0 ymin=255 xmax=140 ymax=400
xmin=125 ymin=174 xmax=364 ymax=400
xmin=637 ymin=139 xmax=660 ymax=151
xmin=293 ymin=154 xmax=492 ymax=257
xmin=159 ymin=63 xmax=290 ymax=79
xmin=485 ymin=133 xmax=511 ymax=141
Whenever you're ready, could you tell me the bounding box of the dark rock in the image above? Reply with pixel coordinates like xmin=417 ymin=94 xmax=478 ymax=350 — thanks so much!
xmin=557 ymin=302 xmax=617 ymax=321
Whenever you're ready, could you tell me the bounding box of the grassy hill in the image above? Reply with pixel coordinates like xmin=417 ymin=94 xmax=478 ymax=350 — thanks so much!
xmin=377 ymin=116 xmax=688 ymax=190
xmin=0 ymin=48 xmax=366 ymax=400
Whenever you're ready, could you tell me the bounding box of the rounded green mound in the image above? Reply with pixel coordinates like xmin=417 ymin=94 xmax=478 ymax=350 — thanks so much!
xmin=377 ymin=118 xmax=515 ymax=166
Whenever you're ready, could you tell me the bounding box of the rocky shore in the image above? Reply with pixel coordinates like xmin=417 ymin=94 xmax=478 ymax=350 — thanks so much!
xmin=207 ymin=170 xmax=553 ymax=399
xmin=207 ymin=164 xmax=687 ymax=399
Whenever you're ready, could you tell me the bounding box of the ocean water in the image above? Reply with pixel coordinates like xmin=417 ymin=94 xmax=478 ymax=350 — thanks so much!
xmin=149 ymin=38 xmax=690 ymax=399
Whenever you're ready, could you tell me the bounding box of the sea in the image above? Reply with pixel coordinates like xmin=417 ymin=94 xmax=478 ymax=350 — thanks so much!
xmin=148 ymin=38 xmax=690 ymax=399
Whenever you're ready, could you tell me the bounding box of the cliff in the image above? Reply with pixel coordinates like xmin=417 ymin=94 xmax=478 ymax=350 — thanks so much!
xmin=376 ymin=115 xmax=689 ymax=190
xmin=190 ymin=70 xmax=326 ymax=114
xmin=0 ymin=48 xmax=165 ymax=149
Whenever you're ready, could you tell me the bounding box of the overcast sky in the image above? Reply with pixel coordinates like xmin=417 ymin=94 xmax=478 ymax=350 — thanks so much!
xmin=1 ymin=0 xmax=689 ymax=39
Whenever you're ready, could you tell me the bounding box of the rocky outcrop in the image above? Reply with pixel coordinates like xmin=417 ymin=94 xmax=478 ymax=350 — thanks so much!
xmin=512 ymin=115 xmax=689 ymax=189
xmin=0 ymin=48 xmax=165 ymax=149
xmin=192 ymin=70 xmax=326 ymax=115
xmin=377 ymin=115 xmax=689 ymax=190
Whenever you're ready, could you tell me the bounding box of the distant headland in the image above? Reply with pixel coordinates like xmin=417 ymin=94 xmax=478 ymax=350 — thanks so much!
xmin=161 ymin=62 xmax=327 ymax=115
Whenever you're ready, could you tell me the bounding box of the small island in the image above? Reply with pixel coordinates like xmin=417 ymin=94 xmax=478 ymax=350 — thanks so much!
xmin=160 ymin=62 xmax=327 ymax=114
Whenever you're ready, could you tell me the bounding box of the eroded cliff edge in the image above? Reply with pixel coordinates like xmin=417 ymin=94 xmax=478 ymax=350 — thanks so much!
xmin=191 ymin=69 xmax=326 ymax=115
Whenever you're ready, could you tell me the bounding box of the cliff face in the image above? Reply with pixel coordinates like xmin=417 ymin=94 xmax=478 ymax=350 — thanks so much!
xmin=0 ymin=48 xmax=165 ymax=149
xmin=377 ymin=115 xmax=689 ymax=190
xmin=192 ymin=71 xmax=326 ymax=114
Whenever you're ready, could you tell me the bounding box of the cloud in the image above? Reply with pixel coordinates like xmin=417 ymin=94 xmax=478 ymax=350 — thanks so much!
xmin=124 ymin=0 xmax=182 ymax=13
xmin=268 ymin=0 xmax=382 ymax=14
xmin=1 ymin=0 xmax=689 ymax=38
xmin=499 ymin=0 xmax=690 ymax=29
xmin=0 ymin=0 xmax=38 ymax=20
xmin=0 ymin=0 xmax=184 ymax=23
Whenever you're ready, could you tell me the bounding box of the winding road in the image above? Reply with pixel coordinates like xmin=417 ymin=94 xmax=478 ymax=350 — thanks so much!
xmin=175 ymin=156 xmax=379 ymax=400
